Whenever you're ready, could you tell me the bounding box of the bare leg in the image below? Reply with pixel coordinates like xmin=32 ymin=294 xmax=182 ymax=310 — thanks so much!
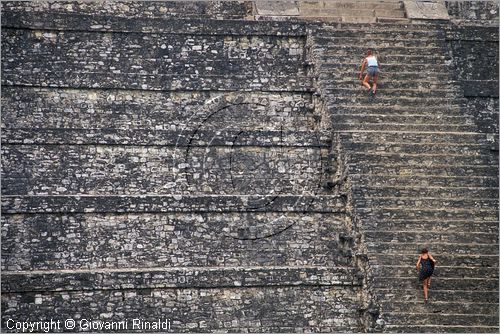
xmin=372 ymin=73 xmax=379 ymax=93
xmin=362 ymin=74 xmax=371 ymax=90
xmin=423 ymin=278 xmax=429 ymax=301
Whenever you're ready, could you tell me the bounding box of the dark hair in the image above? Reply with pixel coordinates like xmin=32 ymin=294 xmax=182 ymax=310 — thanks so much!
xmin=421 ymin=248 xmax=429 ymax=254
xmin=366 ymin=49 xmax=373 ymax=55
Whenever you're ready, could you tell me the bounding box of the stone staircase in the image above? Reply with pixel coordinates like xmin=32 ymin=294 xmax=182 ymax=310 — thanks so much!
xmin=1 ymin=3 xmax=367 ymax=332
xmin=310 ymin=22 xmax=499 ymax=332
xmin=1 ymin=1 xmax=498 ymax=332
xmin=299 ymin=0 xmax=407 ymax=23
xmin=255 ymin=0 xmax=408 ymax=23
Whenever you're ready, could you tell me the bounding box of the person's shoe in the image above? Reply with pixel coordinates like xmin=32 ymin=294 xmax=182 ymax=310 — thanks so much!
xmin=424 ymin=299 xmax=428 ymax=304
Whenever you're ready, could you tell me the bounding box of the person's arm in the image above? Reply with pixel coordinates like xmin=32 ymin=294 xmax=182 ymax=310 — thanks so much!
xmin=416 ymin=255 xmax=421 ymax=269
xmin=429 ymin=254 xmax=436 ymax=264
xmin=359 ymin=58 xmax=366 ymax=80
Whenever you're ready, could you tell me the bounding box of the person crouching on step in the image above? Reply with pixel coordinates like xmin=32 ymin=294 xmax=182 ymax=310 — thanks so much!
xmin=359 ymin=49 xmax=379 ymax=94
xmin=416 ymin=248 xmax=436 ymax=303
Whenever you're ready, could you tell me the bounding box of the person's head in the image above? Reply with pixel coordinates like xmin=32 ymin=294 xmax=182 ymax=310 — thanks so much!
xmin=421 ymin=248 xmax=429 ymax=254
xmin=366 ymin=49 xmax=373 ymax=56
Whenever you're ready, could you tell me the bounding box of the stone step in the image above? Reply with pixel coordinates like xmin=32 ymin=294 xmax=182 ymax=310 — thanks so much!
xmin=315 ymin=29 xmax=441 ymax=39
xmin=342 ymin=132 xmax=488 ymax=145
xmin=364 ymin=219 xmax=499 ymax=235
xmin=315 ymin=36 xmax=442 ymax=48
xmin=319 ymin=63 xmax=450 ymax=73
xmin=318 ymin=78 xmax=458 ymax=90
xmin=321 ymin=71 xmax=453 ymax=84
xmin=356 ymin=206 xmax=499 ymax=221
xmin=319 ymin=84 xmax=461 ymax=97
xmin=315 ymin=32 xmax=441 ymax=42
xmin=334 ymin=122 xmax=475 ymax=133
xmin=343 ymin=141 xmax=490 ymax=156
xmin=319 ymin=53 xmax=451 ymax=64
xmin=319 ymin=19 xmax=442 ymax=27
xmin=368 ymin=245 xmax=499 ymax=266
xmin=331 ymin=107 xmax=465 ymax=117
xmin=383 ymin=325 xmax=498 ymax=333
xmin=385 ymin=322 xmax=495 ymax=333
xmin=380 ymin=300 xmax=499 ymax=315
xmin=372 ymin=169 xmax=496 ymax=184
xmin=317 ymin=1 xmax=404 ymax=11
xmin=325 ymin=87 xmax=459 ymax=99
xmin=372 ymin=277 xmax=499 ymax=292
xmin=316 ymin=58 xmax=450 ymax=75
xmin=348 ymin=172 xmax=498 ymax=188
xmin=348 ymin=149 xmax=498 ymax=166
xmin=331 ymin=107 xmax=466 ymax=118
xmin=312 ymin=45 xmax=445 ymax=56
xmin=319 ymin=21 xmax=447 ymax=33
xmin=340 ymin=130 xmax=491 ymax=145
xmin=364 ymin=229 xmax=498 ymax=244
xmin=326 ymin=96 xmax=463 ymax=107
xmin=340 ymin=16 xmax=378 ymax=24
xmin=367 ymin=245 xmax=499 ymax=258
xmin=373 ymin=288 xmax=499 ymax=304
xmin=383 ymin=311 xmax=499 ymax=327
xmin=300 ymin=7 xmax=405 ymax=19
xmin=315 ymin=40 xmax=445 ymax=52
xmin=359 ymin=196 xmax=498 ymax=211
xmin=363 ymin=217 xmax=498 ymax=234
xmin=295 ymin=15 xmax=376 ymax=23
xmin=333 ymin=115 xmax=472 ymax=127
xmin=373 ymin=265 xmax=499 ymax=280
xmin=348 ymin=152 xmax=498 ymax=167
xmin=377 ymin=17 xmax=411 ymax=24
xmin=333 ymin=114 xmax=470 ymax=127
xmin=352 ymin=185 xmax=499 ymax=201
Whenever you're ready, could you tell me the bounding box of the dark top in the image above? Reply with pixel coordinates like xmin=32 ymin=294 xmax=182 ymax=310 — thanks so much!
xmin=419 ymin=257 xmax=434 ymax=281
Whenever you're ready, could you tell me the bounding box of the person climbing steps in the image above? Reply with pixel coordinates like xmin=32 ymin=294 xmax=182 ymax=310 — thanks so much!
xmin=359 ymin=49 xmax=380 ymax=95
xmin=416 ymin=248 xmax=436 ymax=303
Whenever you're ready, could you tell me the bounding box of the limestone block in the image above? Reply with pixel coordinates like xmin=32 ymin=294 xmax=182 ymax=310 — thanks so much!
xmin=255 ymin=0 xmax=300 ymax=15
xmin=403 ymin=0 xmax=450 ymax=20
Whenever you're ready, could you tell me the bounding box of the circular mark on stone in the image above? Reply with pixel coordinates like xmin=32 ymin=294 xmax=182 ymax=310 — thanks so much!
xmin=178 ymin=94 xmax=323 ymax=240
xmin=228 ymin=128 xmax=286 ymax=210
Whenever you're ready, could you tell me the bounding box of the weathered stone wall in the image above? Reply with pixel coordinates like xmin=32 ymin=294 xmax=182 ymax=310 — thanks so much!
xmin=2 ymin=212 xmax=351 ymax=271
xmin=0 ymin=1 xmax=364 ymax=332
xmin=2 ymin=28 xmax=308 ymax=91
xmin=0 ymin=0 xmax=253 ymax=19
xmin=3 ymin=286 xmax=362 ymax=332
xmin=1 ymin=1 xmax=498 ymax=332
xmin=2 ymin=89 xmax=328 ymax=196
xmin=445 ymin=0 xmax=499 ymax=22
xmin=446 ymin=25 xmax=499 ymax=136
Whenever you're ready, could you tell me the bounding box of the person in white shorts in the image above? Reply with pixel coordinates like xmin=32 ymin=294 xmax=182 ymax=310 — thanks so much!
xmin=359 ymin=49 xmax=379 ymax=94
